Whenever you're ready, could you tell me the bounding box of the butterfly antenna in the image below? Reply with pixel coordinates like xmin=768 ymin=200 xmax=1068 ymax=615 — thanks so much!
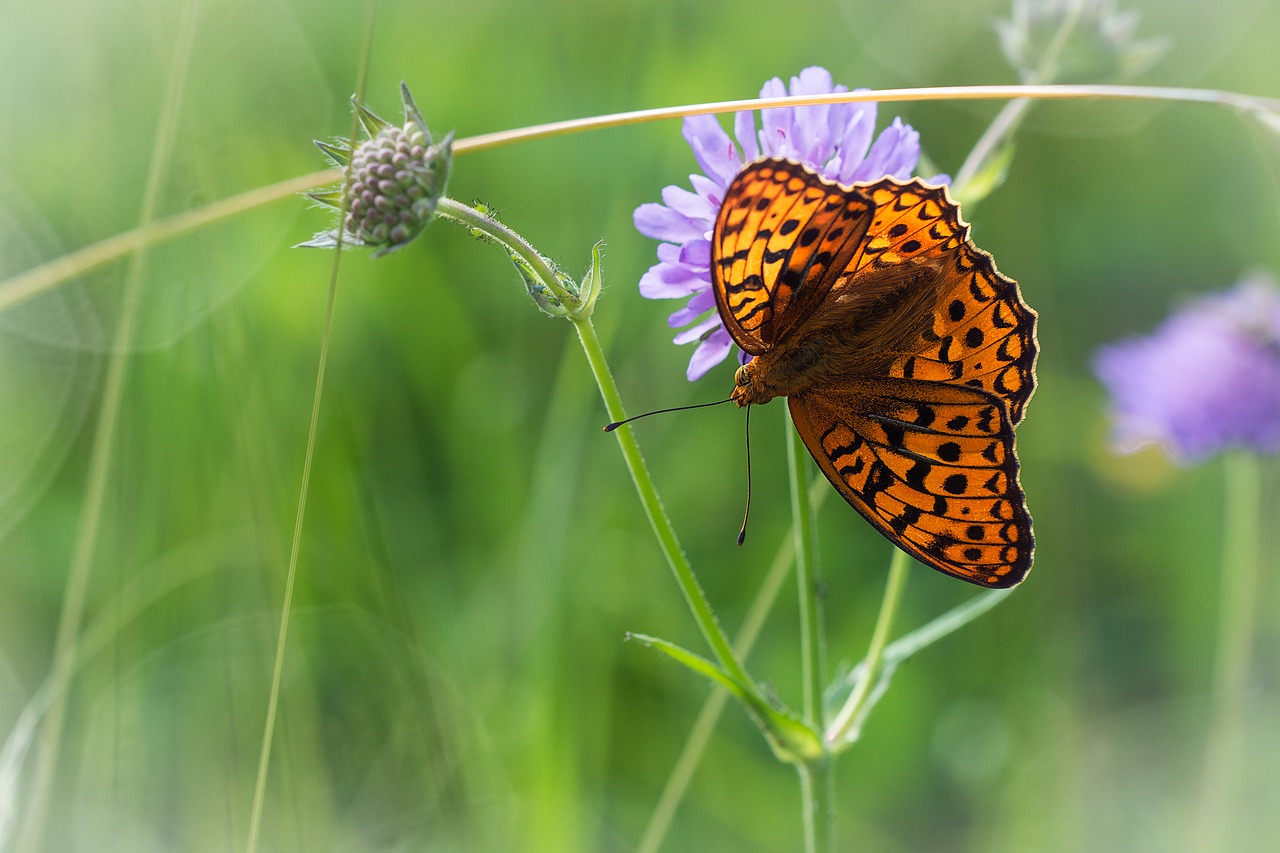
xmin=603 ymin=397 xmax=733 ymax=432
xmin=737 ymin=403 xmax=752 ymax=546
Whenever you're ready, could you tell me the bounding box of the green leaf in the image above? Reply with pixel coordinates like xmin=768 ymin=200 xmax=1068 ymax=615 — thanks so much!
xmin=825 ymin=589 xmax=1013 ymax=750
xmin=951 ymin=141 xmax=1016 ymax=211
xmin=627 ymin=633 xmax=823 ymax=764
xmin=574 ymin=241 xmax=605 ymax=318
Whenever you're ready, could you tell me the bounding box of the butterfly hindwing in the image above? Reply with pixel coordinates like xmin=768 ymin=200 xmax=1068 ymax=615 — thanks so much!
xmin=788 ymin=378 xmax=1033 ymax=587
xmin=713 ymin=159 xmax=873 ymax=354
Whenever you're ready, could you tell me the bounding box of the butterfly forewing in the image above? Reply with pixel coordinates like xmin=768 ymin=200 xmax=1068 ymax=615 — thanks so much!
xmin=852 ymin=177 xmax=1038 ymax=423
xmin=713 ymin=159 xmax=873 ymax=354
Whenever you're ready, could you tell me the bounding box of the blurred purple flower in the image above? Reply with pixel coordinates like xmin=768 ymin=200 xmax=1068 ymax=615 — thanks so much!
xmin=1094 ymin=273 xmax=1280 ymax=462
xmin=633 ymin=66 xmax=943 ymax=381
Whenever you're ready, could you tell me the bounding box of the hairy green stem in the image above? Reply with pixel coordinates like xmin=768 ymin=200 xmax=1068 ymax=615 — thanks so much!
xmin=435 ymin=198 xmax=578 ymax=308
xmin=797 ymin=759 xmax=834 ymax=853
xmin=570 ymin=317 xmax=751 ymax=688
xmin=445 ymin=195 xmax=746 ymax=684
xmin=638 ymin=479 xmax=830 ymax=853
xmin=786 ymin=415 xmax=824 ymax=726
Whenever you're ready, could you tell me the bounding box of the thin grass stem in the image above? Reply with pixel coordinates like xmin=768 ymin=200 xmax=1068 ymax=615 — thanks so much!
xmin=952 ymin=0 xmax=1084 ymax=192
xmin=12 ymin=3 xmax=203 ymax=849
xmin=1 ymin=84 xmax=1274 ymax=317
xmin=1190 ymin=452 xmax=1263 ymax=852
xmin=785 ymin=413 xmax=833 ymax=850
xmin=244 ymin=3 xmax=379 ymax=850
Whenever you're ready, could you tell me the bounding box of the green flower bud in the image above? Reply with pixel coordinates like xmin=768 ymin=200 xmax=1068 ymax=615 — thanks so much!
xmin=298 ymin=84 xmax=453 ymax=258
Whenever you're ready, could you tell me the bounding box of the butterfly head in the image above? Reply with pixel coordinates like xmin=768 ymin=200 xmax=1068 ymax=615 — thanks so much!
xmin=731 ymin=360 xmax=777 ymax=408
xmin=730 ymin=363 xmax=754 ymax=408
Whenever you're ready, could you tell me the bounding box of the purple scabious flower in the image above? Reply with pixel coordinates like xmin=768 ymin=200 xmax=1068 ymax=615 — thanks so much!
xmin=1094 ymin=273 xmax=1280 ymax=462
xmin=633 ymin=66 xmax=943 ymax=381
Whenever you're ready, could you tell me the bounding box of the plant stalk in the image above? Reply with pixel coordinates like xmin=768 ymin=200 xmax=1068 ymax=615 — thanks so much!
xmin=569 ymin=316 xmax=752 ymax=688
xmin=1191 ymin=452 xmax=1263 ymax=851
xmin=785 ymin=412 xmax=834 ymax=849
xmin=826 ymin=547 xmax=911 ymax=746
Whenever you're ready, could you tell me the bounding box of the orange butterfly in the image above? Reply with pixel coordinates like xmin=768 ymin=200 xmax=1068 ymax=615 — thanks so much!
xmin=713 ymin=158 xmax=1037 ymax=588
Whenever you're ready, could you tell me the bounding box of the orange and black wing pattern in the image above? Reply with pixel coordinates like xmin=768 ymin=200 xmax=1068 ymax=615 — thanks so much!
xmin=711 ymin=158 xmax=1037 ymax=587
xmin=850 ymin=176 xmax=1038 ymax=423
xmin=789 ymin=379 xmax=1033 ymax=587
xmin=712 ymin=159 xmax=874 ymax=355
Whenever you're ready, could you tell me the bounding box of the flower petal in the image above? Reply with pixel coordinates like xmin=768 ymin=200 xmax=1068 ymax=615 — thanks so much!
xmin=849 ymin=119 xmax=921 ymax=182
xmin=686 ymin=325 xmax=735 ymax=381
xmin=667 ymin=289 xmax=717 ymax=327
xmin=733 ymin=109 xmax=759 ymax=163
xmin=683 ymin=114 xmax=741 ymax=186
xmin=673 ymin=312 xmax=723 ymax=345
xmin=789 ymin=67 xmax=837 ymax=165
xmin=656 ymin=242 xmax=683 ymax=264
xmin=757 ymin=76 xmax=794 ymax=159
xmin=639 ymin=262 xmax=705 ymax=298
xmin=689 ymin=173 xmax=725 ymax=207
xmin=830 ymin=97 xmax=878 ymax=183
xmin=661 ymin=185 xmax=714 ymax=221
xmin=686 ymin=287 xmax=717 ymax=313
xmin=1095 ymin=278 xmax=1280 ymax=461
xmin=633 ymin=202 xmax=705 ymax=243
xmin=679 ymin=238 xmax=711 ymax=269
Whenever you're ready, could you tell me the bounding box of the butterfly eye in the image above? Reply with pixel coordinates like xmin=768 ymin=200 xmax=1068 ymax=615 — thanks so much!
xmin=734 ymin=364 xmax=751 ymax=388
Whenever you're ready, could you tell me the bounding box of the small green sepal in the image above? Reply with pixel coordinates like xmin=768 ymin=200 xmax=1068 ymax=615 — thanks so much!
xmin=508 ymin=250 xmax=571 ymax=317
xmin=574 ymin=241 xmax=605 ymax=319
xmin=313 ymin=139 xmax=350 ymax=167
xmin=352 ymin=95 xmax=390 ymax=137
xmin=823 ymin=589 xmax=1012 ymax=751
xmin=305 ymin=188 xmax=344 ymax=209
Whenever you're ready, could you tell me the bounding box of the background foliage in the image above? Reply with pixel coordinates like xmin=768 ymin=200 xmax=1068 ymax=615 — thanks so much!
xmin=2 ymin=0 xmax=1279 ymax=850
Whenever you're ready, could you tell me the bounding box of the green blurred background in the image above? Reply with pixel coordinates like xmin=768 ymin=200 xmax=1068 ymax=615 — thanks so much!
xmin=2 ymin=0 xmax=1279 ymax=850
